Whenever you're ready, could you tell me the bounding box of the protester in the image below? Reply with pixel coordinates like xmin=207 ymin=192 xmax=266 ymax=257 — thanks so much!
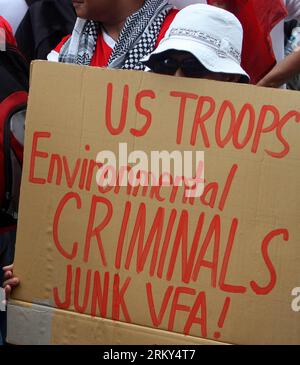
xmin=257 ymin=49 xmax=300 ymax=88
xmin=169 ymin=0 xmax=288 ymax=84
xmin=142 ymin=4 xmax=249 ymax=83
xmin=2 ymin=2 xmax=250 ymax=303
xmin=47 ymin=0 xmax=178 ymax=69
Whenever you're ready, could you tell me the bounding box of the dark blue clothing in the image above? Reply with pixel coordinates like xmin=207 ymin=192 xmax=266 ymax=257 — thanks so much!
xmin=0 ymin=229 xmax=16 ymax=345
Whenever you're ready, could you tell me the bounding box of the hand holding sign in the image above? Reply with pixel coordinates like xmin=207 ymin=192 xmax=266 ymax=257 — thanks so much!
xmin=8 ymin=62 xmax=300 ymax=345
xmin=3 ymin=264 xmax=20 ymax=299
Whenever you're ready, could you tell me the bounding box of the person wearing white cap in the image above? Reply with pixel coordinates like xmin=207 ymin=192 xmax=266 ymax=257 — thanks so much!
xmin=142 ymin=4 xmax=250 ymax=83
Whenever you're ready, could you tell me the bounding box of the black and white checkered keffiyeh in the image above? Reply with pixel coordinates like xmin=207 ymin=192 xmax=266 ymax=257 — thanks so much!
xmin=59 ymin=0 xmax=173 ymax=70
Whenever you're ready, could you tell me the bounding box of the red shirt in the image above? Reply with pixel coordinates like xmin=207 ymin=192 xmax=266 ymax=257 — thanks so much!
xmin=52 ymin=9 xmax=178 ymax=67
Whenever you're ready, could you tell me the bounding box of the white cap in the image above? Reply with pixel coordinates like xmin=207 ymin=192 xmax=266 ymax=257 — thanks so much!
xmin=143 ymin=4 xmax=250 ymax=82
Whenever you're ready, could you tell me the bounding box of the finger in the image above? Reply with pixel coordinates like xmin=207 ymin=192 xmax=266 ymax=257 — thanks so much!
xmin=3 ymin=264 xmax=13 ymax=271
xmin=4 ymin=285 xmax=11 ymax=298
xmin=4 ymin=270 xmax=13 ymax=280
xmin=3 ymin=277 xmax=20 ymax=288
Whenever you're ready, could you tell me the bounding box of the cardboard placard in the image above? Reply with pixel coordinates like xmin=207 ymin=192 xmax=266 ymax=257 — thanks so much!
xmin=9 ymin=61 xmax=300 ymax=344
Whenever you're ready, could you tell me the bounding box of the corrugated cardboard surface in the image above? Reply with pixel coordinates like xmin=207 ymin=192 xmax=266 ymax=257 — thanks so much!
xmin=7 ymin=300 xmax=224 ymax=345
xmin=10 ymin=61 xmax=300 ymax=344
